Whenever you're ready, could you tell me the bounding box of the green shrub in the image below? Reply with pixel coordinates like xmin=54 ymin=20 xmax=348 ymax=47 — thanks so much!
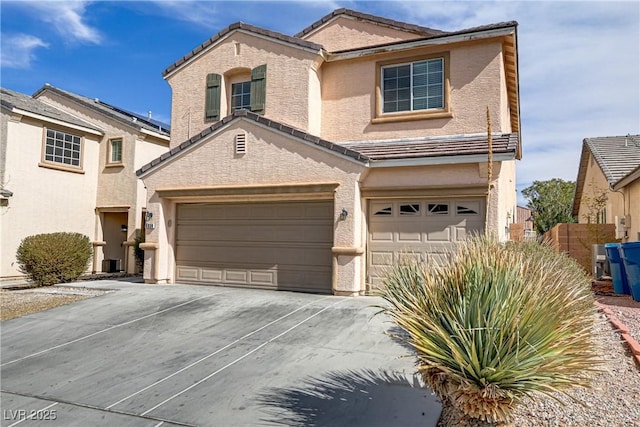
xmin=377 ymin=236 xmax=599 ymax=424
xmin=16 ymin=232 xmax=92 ymax=286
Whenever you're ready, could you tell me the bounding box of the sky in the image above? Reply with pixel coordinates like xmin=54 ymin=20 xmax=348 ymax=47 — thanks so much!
xmin=1 ymin=0 xmax=639 ymax=205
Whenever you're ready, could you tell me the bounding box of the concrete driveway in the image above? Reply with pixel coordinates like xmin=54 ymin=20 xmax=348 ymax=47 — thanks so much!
xmin=1 ymin=280 xmax=441 ymax=427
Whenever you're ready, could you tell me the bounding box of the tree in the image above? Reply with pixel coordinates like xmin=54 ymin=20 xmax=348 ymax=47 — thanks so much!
xmin=522 ymin=178 xmax=576 ymax=235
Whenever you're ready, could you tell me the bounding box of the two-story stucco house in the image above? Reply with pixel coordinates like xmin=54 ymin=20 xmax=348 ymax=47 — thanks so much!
xmin=0 ymin=85 xmax=170 ymax=279
xmin=137 ymin=9 xmax=521 ymax=295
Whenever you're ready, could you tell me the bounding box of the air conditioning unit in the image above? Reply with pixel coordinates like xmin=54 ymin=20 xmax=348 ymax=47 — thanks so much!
xmin=615 ymin=215 xmax=630 ymax=239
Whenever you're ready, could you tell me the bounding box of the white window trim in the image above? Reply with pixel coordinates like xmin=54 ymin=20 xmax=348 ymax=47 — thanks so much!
xmin=381 ymin=58 xmax=444 ymax=114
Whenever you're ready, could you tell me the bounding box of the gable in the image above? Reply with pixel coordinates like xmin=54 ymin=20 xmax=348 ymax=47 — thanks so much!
xmin=296 ymin=8 xmax=446 ymax=52
xmin=138 ymin=111 xmax=367 ymax=179
xmin=162 ymin=23 xmax=322 ymax=79
xmin=139 ymin=119 xmax=366 ymax=193
xmin=301 ymin=15 xmax=428 ymax=52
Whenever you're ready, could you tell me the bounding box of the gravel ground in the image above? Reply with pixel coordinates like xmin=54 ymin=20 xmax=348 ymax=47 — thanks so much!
xmin=0 ymin=286 xmax=107 ymax=321
xmin=597 ymin=294 xmax=640 ymax=344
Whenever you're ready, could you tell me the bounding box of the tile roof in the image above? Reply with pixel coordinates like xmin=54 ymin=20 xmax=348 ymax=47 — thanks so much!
xmin=162 ymin=22 xmax=323 ymax=78
xmin=329 ymin=20 xmax=519 ymax=55
xmin=572 ymin=134 xmax=640 ymax=216
xmin=137 ymin=111 xmax=519 ymax=178
xmin=33 ymin=84 xmax=170 ymax=136
xmin=136 ymin=110 xmax=369 ymax=177
xmin=338 ymin=133 xmax=519 ymax=161
xmin=585 ymin=135 xmax=640 ymax=183
xmin=1 ymin=87 xmax=101 ymax=132
xmin=294 ymin=8 xmax=447 ymax=39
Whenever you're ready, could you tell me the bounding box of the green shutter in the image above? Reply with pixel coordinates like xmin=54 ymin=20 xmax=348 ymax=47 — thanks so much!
xmin=205 ymin=73 xmax=221 ymax=121
xmin=250 ymin=64 xmax=266 ymax=114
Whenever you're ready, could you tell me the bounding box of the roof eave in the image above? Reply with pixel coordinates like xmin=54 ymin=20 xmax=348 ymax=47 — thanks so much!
xmin=571 ymin=141 xmax=591 ymax=217
xmin=613 ymin=164 xmax=640 ymax=190
xmin=162 ymin=25 xmax=323 ymax=80
xmin=9 ymin=107 xmax=103 ymax=136
xmin=326 ymin=23 xmax=517 ymax=61
xmin=368 ymin=152 xmax=516 ymax=168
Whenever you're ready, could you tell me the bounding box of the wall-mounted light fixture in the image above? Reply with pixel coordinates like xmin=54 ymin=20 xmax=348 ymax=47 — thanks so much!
xmin=121 ymin=225 xmax=128 ymax=233
xmin=339 ymin=208 xmax=348 ymax=221
xmin=145 ymin=212 xmax=153 ymax=221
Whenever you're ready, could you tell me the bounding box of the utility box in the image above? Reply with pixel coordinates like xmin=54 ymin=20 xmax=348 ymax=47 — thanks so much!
xmin=592 ymin=244 xmax=609 ymax=279
xmin=102 ymin=259 xmax=122 ymax=273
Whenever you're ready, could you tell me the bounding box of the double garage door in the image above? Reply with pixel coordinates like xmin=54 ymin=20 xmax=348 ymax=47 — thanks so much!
xmin=368 ymin=198 xmax=485 ymax=287
xmin=175 ymin=201 xmax=333 ymax=293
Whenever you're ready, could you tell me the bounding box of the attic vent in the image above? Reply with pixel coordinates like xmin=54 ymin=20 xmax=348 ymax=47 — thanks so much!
xmin=235 ymin=133 xmax=247 ymax=154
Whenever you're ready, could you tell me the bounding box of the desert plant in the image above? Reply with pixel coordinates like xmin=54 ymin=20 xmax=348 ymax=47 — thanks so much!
xmin=377 ymin=237 xmax=599 ymax=424
xmin=16 ymin=232 xmax=92 ymax=286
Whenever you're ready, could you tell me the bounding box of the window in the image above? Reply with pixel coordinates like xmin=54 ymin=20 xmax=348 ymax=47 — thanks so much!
xmin=382 ymin=58 xmax=444 ymax=113
xmin=427 ymin=203 xmax=449 ymax=215
xmin=456 ymin=202 xmax=480 ymax=215
xmin=400 ymin=203 xmax=420 ymax=215
xmin=373 ymin=204 xmax=393 ymax=216
xmin=44 ymin=129 xmax=82 ymax=168
xmin=108 ymin=138 xmax=123 ymax=164
xmin=231 ymin=81 xmax=251 ymax=112
xmin=205 ymin=64 xmax=267 ymax=122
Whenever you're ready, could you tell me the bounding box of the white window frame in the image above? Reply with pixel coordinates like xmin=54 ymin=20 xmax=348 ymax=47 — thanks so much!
xmin=42 ymin=128 xmax=83 ymax=170
xmin=108 ymin=137 xmax=123 ymax=165
xmin=381 ymin=58 xmax=444 ymax=114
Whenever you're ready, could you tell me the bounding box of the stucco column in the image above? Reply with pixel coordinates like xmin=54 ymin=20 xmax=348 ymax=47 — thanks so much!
xmin=92 ymin=241 xmax=106 ymax=273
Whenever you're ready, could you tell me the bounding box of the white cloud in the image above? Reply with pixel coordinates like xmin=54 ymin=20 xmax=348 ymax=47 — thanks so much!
xmin=0 ymin=34 xmax=49 ymax=68
xmin=28 ymin=1 xmax=102 ymax=44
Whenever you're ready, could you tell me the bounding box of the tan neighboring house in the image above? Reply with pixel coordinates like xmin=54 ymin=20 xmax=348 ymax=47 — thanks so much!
xmin=0 ymin=86 xmax=170 ymax=279
xmin=573 ymin=134 xmax=640 ymax=242
xmin=137 ymin=8 xmax=521 ymax=295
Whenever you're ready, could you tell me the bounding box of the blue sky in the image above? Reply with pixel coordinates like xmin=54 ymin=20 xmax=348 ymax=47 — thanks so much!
xmin=2 ymin=1 xmax=639 ymax=204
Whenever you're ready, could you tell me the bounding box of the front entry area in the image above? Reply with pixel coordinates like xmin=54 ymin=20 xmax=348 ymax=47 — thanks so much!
xmin=367 ymin=198 xmax=485 ymax=287
xmin=175 ymin=200 xmax=334 ymax=293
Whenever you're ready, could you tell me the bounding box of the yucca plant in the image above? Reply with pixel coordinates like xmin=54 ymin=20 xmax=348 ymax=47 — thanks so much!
xmin=377 ymin=237 xmax=600 ymax=424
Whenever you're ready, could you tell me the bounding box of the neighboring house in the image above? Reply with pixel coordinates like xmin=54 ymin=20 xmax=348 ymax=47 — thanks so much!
xmin=137 ymin=8 xmax=521 ymax=295
xmin=0 ymin=86 xmax=170 ymax=279
xmin=573 ymin=134 xmax=640 ymax=242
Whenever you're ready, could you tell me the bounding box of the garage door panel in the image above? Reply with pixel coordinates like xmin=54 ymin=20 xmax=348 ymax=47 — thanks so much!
xmin=368 ymin=198 xmax=485 ymax=288
xmin=176 ymin=201 xmax=332 ymax=293
xmin=427 ymin=227 xmax=451 ymax=241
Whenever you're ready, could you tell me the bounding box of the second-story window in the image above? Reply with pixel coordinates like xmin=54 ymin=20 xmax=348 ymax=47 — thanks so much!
xmin=108 ymin=138 xmax=123 ymax=164
xmin=231 ymin=81 xmax=251 ymax=111
xmin=43 ymin=128 xmax=82 ymax=168
xmin=382 ymin=58 xmax=444 ymax=113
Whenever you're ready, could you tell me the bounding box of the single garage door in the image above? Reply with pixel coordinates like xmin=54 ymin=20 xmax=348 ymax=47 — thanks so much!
xmin=175 ymin=201 xmax=333 ymax=293
xmin=367 ymin=198 xmax=485 ymax=287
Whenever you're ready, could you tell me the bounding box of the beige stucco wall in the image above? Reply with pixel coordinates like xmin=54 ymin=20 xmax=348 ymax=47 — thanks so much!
xmin=303 ymin=16 xmax=422 ymax=52
xmin=575 ymin=153 xmax=640 ymax=242
xmin=0 ymin=113 xmax=100 ymax=277
xmin=320 ymin=40 xmax=507 ymax=142
xmin=141 ymin=119 xmax=366 ymax=293
xmin=577 ymin=154 xmax=615 ymax=223
xmin=361 ymin=160 xmax=514 ymax=241
xmin=166 ymin=32 xmax=322 ymax=147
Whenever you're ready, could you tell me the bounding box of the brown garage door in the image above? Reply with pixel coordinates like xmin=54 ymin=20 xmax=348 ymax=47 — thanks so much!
xmin=368 ymin=198 xmax=485 ymax=287
xmin=175 ymin=201 xmax=333 ymax=293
